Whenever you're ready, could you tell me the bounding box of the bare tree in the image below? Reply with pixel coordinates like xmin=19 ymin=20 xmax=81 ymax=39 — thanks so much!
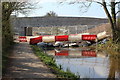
xmin=44 ymin=11 xmax=58 ymax=17
xmin=2 ymin=1 xmax=36 ymax=51
xmin=59 ymin=0 xmax=120 ymax=43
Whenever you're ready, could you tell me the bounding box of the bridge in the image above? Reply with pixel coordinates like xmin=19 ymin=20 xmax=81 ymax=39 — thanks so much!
xmin=11 ymin=16 xmax=108 ymax=36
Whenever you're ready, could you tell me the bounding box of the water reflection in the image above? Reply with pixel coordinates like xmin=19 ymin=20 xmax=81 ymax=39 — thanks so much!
xmin=45 ymin=48 xmax=120 ymax=79
xmin=46 ymin=48 xmax=108 ymax=58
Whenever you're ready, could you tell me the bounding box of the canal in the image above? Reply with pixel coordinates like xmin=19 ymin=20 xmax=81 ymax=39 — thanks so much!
xmin=44 ymin=47 xmax=120 ymax=79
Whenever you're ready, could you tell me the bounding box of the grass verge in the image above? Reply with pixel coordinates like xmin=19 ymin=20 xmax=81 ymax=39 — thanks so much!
xmin=31 ymin=45 xmax=79 ymax=80
xmin=90 ymin=39 xmax=120 ymax=54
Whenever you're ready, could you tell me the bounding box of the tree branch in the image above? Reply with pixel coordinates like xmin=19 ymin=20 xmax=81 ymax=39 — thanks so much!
xmin=95 ymin=1 xmax=104 ymax=6
xmin=102 ymin=0 xmax=114 ymax=29
xmin=115 ymin=1 xmax=120 ymax=5
xmin=116 ymin=11 xmax=120 ymax=15
xmin=111 ymin=0 xmax=117 ymax=28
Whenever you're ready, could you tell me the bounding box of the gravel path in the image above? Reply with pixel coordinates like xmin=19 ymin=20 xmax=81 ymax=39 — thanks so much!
xmin=3 ymin=42 xmax=56 ymax=79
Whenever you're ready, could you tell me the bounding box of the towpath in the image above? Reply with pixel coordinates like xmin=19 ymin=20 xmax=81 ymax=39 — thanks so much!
xmin=2 ymin=41 xmax=56 ymax=79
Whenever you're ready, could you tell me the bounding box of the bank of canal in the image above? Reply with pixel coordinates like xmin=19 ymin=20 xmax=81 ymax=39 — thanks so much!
xmin=32 ymin=45 xmax=120 ymax=79
xmin=32 ymin=45 xmax=79 ymax=79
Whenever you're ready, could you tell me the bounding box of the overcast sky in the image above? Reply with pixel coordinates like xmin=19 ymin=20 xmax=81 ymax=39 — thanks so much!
xmin=17 ymin=0 xmax=119 ymax=18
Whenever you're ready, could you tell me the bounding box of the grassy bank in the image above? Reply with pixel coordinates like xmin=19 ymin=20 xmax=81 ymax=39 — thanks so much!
xmin=31 ymin=45 xmax=79 ymax=80
xmin=90 ymin=39 xmax=120 ymax=54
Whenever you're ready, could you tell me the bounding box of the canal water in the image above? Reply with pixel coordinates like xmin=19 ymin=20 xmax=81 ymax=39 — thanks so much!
xmin=45 ymin=47 xmax=120 ymax=79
